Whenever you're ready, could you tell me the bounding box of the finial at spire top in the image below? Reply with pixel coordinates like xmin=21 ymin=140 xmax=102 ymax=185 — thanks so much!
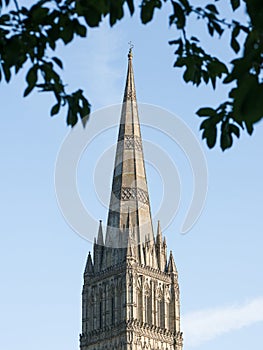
xmin=128 ymin=41 xmax=134 ymax=60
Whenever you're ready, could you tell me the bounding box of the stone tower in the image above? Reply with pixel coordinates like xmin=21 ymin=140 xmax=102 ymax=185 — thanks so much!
xmin=80 ymin=50 xmax=183 ymax=350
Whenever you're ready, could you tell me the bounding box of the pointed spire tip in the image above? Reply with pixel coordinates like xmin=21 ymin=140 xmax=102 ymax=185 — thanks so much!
xmin=128 ymin=48 xmax=133 ymax=60
xmin=128 ymin=41 xmax=134 ymax=60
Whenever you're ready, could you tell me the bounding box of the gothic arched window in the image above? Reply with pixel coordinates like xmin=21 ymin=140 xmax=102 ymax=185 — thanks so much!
xmin=111 ymin=296 xmax=115 ymax=325
xmin=144 ymin=294 xmax=152 ymax=324
xmin=137 ymin=289 xmax=142 ymax=321
xmin=99 ymin=301 xmax=102 ymax=329
xmin=157 ymin=299 xmax=165 ymax=328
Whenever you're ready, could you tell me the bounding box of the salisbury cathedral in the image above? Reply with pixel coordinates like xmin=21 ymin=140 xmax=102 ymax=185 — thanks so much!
xmin=79 ymin=49 xmax=183 ymax=350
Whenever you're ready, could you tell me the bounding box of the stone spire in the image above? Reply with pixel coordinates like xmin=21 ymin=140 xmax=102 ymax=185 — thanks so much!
xmin=168 ymin=250 xmax=178 ymax=274
xmin=84 ymin=252 xmax=93 ymax=275
xmin=156 ymin=220 xmax=162 ymax=245
xmin=81 ymin=51 xmax=183 ymax=350
xmin=105 ymin=48 xmax=154 ymax=248
xmin=97 ymin=220 xmax=104 ymax=246
xmin=156 ymin=220 xmax=166 ymax=270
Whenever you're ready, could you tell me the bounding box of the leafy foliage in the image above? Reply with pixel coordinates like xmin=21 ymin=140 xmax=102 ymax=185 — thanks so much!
xmin=0 ymin=0 xmax=263 ymax=149
xmin=0 ymin=0 xmax=134 ymax=126
xmin=167 ymin=0 xmax=263 ymax=150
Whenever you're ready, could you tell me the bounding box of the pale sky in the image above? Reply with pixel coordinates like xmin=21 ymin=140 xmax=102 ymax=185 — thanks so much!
xmin=0 ymin=3 xmax=262 ymax=350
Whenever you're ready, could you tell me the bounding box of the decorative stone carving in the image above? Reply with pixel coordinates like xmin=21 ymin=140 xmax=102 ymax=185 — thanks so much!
xmin=112 ymin=186 xmax=149 ymax=205
xmin=124 ymin=90 xmax=137 ymax=101
xmin=124 ymin=135 xmax=143 ymax=151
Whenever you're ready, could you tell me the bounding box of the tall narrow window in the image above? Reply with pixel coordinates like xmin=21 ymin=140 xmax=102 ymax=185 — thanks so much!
xmin=157 ymin=300 xmax=161 ymax=327
xmin=117 ymin=288 xmax=122 ymax=322
xmin=165 ymin=302 xmax=169 ymax=329
xmin=147 ymin=295 xmax=151 ymax=324
xmin=144 ymin=295 xmax=147 ymax=323
xmin=111 ymin=297 xmax=115 ymax=325
xmin=99 ymin=301 xmax=102 ymax=329
xmin=137 ymin=291 xmax=142 ymax=321
xmin=145 ymin=295 xmax=151 ymax=324
xmin=129 ymin=286 xmax=132 ymax=303
xmin=93 ymin=302 xmax=96 ymax=330
xmin=161 ymin=299 xmax=165 ymax=328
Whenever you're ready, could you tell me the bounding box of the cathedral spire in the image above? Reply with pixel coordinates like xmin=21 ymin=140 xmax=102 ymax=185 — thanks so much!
xmin=81 ymin=51 xmax=183 ymax=350
xmin=105 ymin=49 xmax=154 ymax=248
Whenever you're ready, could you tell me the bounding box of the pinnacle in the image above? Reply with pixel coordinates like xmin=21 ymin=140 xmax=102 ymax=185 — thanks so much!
xmin=156 ymin=220 xmax=162 ymax=243
xmin=97 ymin=220 xmax=104 ymax=246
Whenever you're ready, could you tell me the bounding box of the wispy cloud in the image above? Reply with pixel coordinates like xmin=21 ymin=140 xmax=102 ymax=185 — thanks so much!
xmin=182 ymin=297 xmax=263 ymax=348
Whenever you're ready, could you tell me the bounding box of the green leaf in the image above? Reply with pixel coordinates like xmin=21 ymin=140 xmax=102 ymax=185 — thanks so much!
xmin=126 ymin=0 xmax=135 ymax=15
xmin=205 ymin=4 xmax=219 ymax=14
xmin=30 ymin=6 xmax=49 ymax=22
xmin=61 ymin=25 xmax=74 ymax=44
xmin=170 ymin=1 xmax=185 ymax=29
xmin=109 ymin=0 xmax=124 ymax=26
xmin=220 ymin=131 xmax=232 ymax=151
xmin=213 ymin=21 xmax=224 ymax=36
xmin=197 ymin=107 xmax=217 ymax=117
xmin=230 ymin=0 xmax=240 ymax=11
xmin=211 ymin=76 xmax=216 ymax=89
xmin=200 ymin=118 xmax=215 ymax=130
xmin=169 ymin=38 xmax=182 ymax=45
xmin=52 ymin=57 xmax=63 ymax=69
xmin=183 ymin=65 xmax=195 ymax=83
xmin=202 ymin=126 xmax=217 ymax=148
xmin=141 ymin=0 xmax=162 ymax=24
xmin=79 ymin=99 xmax=90 ymax=127
xmin=231 ymin=36 xmax=240 ymax=53
xmin=75 ymin=23 xmax=87 ymax=37
xmin=24 ymin=65 xmax=38 ymax=96
xmin=207 ymin=22 xmax=214 ymax=36
xmin=232 ymin=24 xmax=240 ymax=38
xmin=211 ymin=60 xmax=228 ymax=75
xmin=231 ymin=26 xmax=240 ymax=53
xmin=178 ymin=0 xmax=191 ymax=13
xmin=229 ymin=124 xmax=240 ymax=138
xmin=223 ymin=74 xmax=235 ymax=84
xmin=201 ymin=70 xmax=209 ymax=84
xmin=83 ymin=8 xmax=102 ymax=27
xmin=2 ymin=63 xmax=11 ymax=82
xmin=245 ymin=121 xmax=254 ymax=135
xmin=51 ymin=103 xmax=60 ymax=116
xmin=67 ymin=107 xmax=78 ymax=127
xmin=0 ymin=14 xmax=10 ymax=23
xmin=174 ymin=57 xmax=186 ymax=67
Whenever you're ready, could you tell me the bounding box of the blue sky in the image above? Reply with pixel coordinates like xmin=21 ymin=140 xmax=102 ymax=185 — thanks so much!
xmin=0 ymin=3 xmax=262 ymax=350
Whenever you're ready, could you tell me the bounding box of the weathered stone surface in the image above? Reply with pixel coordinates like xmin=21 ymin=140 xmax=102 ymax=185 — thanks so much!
xmin=80 ymin=49 xmax=183 ymax=350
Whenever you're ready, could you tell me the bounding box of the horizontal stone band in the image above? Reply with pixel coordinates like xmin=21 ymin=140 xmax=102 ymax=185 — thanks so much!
xmin=124 ymin=135 xmax=142 ymax=151
xmin=113 ymin=187 xmax=149 ymax=205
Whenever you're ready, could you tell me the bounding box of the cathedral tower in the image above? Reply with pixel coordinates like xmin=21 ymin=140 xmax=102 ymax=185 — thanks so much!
xmin=80 ymin=50 xmax=183 ymax=350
